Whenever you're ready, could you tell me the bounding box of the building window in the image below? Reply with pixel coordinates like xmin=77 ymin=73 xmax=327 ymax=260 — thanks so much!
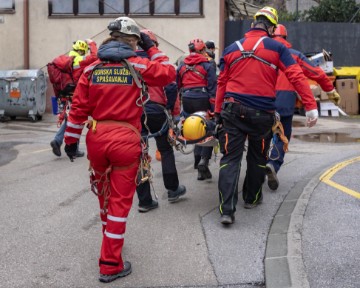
xmin=0 ymin=0 xmax=15 ymax=14
xmin=49 ymin=0 xmax=203 ymax=17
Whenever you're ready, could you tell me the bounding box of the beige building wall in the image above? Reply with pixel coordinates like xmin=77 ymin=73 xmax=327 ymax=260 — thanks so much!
xmin=0 ymin=0 xmax=221 ymax=71
xmin=0 ymin=1 xmax=25 ymax=70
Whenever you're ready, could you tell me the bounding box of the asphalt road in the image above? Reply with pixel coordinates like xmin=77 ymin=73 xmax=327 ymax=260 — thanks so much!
xmin=0 ymin=113 xmax=359 ymax=288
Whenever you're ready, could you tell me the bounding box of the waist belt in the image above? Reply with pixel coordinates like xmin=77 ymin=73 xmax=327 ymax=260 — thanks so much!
xmin=223 ymin=101 xmax=274 ymax=115
xmin=84 ymin=119 xmax=141 ymax=140
xmin=183 ymin=87 xmax=207 ymax=93
xmin=86 ymin=119 xmax=142 ymax=173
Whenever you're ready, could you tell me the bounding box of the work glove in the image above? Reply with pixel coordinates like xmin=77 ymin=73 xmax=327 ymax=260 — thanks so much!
xmin=305 ymin=109 xmax=318 ymax=128
xmin=85 ymin=38 xmax=94 ymax=44
xmin=327 ymin=89 xmax=341 ymax=106
xmin=64 ymin=143 xmax=78 ymax=162
xmin=138 ymin=32 xmax=155 ymax=51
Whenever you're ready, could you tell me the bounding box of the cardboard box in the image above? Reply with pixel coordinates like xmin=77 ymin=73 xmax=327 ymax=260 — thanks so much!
xmin=335 ymin=79 xmax=359 ymax=115
xmin=333 ymin=67 xmax=360 ymax=93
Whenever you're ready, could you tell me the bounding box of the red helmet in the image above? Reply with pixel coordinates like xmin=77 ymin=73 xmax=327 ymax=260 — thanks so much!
xmin=274 ymin=24 xmax=287 ymax=38
xmin=140 ymin=29 xmax=158 ymax=46
xmin=188 ymin=38 xmax=206 ymax=52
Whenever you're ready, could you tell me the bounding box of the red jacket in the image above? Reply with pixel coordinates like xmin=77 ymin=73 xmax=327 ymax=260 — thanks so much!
xmin=176 ymin=53 xmax=217 ymax=97
xmin=215 ymin=28 xmax=317 ymax=113
xmin=65 ymin=43 xmax=176 ymax=145
xmin=274 ymin=36 xmax=334 ymax=93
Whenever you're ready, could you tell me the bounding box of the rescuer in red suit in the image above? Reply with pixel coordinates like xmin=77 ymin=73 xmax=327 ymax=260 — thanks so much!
xmin=64 ymin=17 xmax=176 ymax=283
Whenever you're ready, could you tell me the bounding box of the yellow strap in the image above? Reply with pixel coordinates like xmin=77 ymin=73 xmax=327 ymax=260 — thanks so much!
xmin=83 ymin=119 xmax=97 ymax=133
xmin=272 ymin=121 xmax=289 ymax=152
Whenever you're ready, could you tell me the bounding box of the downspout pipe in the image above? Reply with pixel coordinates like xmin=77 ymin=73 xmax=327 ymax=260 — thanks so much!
xmin=24 ymin=0 xmax=29 ymax=69
xmin=219 ymin=0 xmax=225 ymax=56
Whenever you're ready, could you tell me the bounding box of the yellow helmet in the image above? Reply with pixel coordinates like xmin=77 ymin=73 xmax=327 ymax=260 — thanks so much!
xmin=182 ymin=114 xmax=207 ymax=141
xmin=72 ymin=40 xmax=88 ymax=53
xmin=254 ymin=6 xmax=278 ymax=26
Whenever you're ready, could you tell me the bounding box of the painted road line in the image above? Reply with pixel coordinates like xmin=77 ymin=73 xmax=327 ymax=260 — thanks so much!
xmin=319 ymin=156 xmax=360 ymax=199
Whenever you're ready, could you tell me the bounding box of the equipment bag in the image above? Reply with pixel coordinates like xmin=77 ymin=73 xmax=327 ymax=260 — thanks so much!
xmin=47 ymin=55 xmax=75 ymax=97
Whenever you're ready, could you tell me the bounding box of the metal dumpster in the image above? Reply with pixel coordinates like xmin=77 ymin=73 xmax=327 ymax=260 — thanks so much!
xmin=0 ymin=69 xmax=47 ymax=121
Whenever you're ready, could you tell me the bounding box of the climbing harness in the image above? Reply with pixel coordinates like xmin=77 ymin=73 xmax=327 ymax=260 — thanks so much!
xmin=179 ymin=64 xmax=206 ymax=80
xmin=85 ymin=119 xmax=147 ymax=214
xmin=230 ymin=37 xmax=278 ymax=70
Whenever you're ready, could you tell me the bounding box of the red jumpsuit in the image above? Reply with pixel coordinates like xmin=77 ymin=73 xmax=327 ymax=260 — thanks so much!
xmin=64 ymin=41 xmax=175 ymax=275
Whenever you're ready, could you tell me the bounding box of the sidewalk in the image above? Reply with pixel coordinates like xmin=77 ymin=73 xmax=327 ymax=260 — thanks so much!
xmin=122 ymin=115 xmax=360 ymax=288
xmin=0 ymin=114 xmax=359 ymax=288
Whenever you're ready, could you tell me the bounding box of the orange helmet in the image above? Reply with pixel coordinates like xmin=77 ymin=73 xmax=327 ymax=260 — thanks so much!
xmin=188 ymin=38 xmax=206 ymax=53
xmin=140 ymin=29 xmax=158 ymax=46
xmin=274 ymin=24 xmax=287 ymax=38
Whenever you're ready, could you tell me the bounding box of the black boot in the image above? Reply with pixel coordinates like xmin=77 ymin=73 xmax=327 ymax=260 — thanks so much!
xmin=197 ymin=158 xmax=212 ymax=180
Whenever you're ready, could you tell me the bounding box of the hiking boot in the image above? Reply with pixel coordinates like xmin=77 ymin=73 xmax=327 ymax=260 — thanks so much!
xmin=244 ymin=194 xmax=263 ymax=209
xmin=99 ymin=261 xmax=132 ymax=283
xmin=168 ymin=185 xmax=186 ymax=203
xmin=138 ymin=200 xmax=159 ymax=213
xmin=266 ymin=163 xmax=279 ymax=191
xmin=220 ymin=214 xmax=235 ymax=225
xmin=197 ymin=158 xmax=212 ymax=180
xmin=76 ymin=150 xmax=85 ymax=157
xmin=50 ymin=140 xmax=61 ymax=157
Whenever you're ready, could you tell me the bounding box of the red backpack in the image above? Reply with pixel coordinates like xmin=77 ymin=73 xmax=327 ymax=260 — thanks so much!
xmin=47 ymin=54 xmax=75 ymax=97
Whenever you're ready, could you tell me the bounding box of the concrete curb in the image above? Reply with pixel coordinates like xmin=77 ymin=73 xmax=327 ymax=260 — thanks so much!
xmin=265 ymin=171 xmax=322 ymax=288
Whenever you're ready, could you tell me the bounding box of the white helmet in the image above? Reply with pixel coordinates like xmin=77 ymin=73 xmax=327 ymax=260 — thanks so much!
xmin=107 ymin=17 xmax=141 ymax=39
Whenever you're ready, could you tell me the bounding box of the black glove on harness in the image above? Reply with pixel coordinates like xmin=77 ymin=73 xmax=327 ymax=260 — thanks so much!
xmin=138 ymin=32 xmax=155 ymax=51
xmin=214 ymin=112 xmax=222 ymax=125
xmin=214 ymin=112 xmax=223 ymax=139
xmin=64 ymin=143 xmax=77 ymax=162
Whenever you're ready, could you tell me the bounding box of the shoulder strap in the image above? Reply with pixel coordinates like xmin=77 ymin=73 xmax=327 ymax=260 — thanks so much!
xmin=120 ymin=59 xmax=150 ymax=106
xmin=230 ymin=37 xmax=277 ymax=70
xmin=121 ymin=59 xmax=143 ymax=89
xmin=179 ymin=64 xmax=206 ymax=80
xmin=235 ymin=36 xmax=266 ymax=53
